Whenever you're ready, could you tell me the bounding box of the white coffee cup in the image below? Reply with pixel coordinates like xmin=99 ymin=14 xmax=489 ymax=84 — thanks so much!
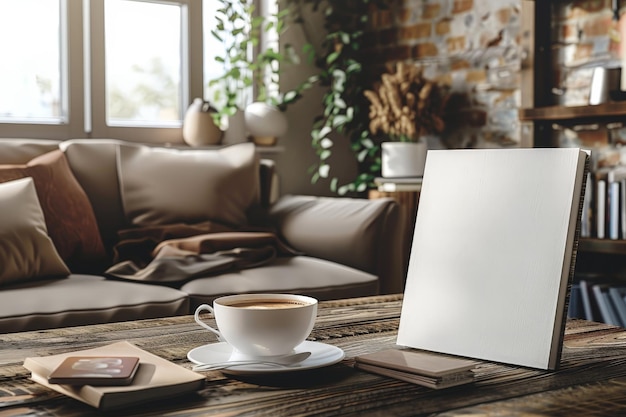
xmin=194 ymin=293 xmax=318 ymax=357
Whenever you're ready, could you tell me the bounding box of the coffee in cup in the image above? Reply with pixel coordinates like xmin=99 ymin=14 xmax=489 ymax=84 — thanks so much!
xmin=194 ymin=294 xmax=317 ymax=357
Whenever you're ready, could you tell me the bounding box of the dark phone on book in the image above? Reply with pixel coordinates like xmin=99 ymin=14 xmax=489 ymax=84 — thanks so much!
xmin=48 ymin=356 xmax=140 ymax=386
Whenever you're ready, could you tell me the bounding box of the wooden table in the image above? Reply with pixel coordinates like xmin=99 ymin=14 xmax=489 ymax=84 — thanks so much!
xmin=2 ymin=294 xmax=626 ymax=416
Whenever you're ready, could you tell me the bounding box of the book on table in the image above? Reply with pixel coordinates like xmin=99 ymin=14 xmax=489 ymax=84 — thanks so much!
xmin=397 ymin=148 xmax=589 ymax=371
xmin=23 ymin=341 xmax=205 ymax=411
xmin=355 ymin=348 xmax=478 ymax=389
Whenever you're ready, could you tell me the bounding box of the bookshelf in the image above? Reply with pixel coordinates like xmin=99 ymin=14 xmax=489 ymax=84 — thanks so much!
xmin=521 ymin=0 xmax=626 ymax=325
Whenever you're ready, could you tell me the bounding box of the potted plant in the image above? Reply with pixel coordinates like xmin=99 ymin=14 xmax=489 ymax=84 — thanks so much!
xmin=206 ymin=0 xmax=313 ymax=145
xmin=364 ymin=62 xmax=446 ymax=178
xmin=285 ymin=0 xmax=389 ymax=194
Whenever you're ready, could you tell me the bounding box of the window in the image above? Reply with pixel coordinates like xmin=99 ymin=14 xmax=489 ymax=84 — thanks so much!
xmin=0 ymin=0 xmax=203 ymax=142
xmin=88 ymin=0 xmax=201 ymax=142
xmin=104 ymin=0 xmax=183 ymax=125
xmin=0 ymin=0 xmax=63 ymax=123
xmin=0 ymin=0 xmax=273 ymax=143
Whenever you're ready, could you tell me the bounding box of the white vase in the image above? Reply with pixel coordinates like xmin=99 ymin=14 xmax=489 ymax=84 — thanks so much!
xmin=381 ymin=141 xmax=428 ymax=178
xmin=222 ymin=109 xmax=248 ymax=145
xmin=182 ymin=98 xmax=223 ymax=146
xmin=244 ymin=102 xmax=288 ymax=146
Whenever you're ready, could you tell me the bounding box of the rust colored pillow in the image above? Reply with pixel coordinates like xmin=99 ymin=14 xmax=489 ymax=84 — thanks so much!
xmin=0 ymin=150 xmax=106 ymax=269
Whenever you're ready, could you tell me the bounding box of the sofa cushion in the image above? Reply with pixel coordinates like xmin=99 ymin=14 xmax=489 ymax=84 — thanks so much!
xmin=0 ymin=138 xmax=61 ymax=164
xmin=117 ymin=142 xmax=260 ymax=227
xmin=60 ymin=139 xmax=128 ymax=250
xmin=0 ymin=150 xmax=107 ymax=270
xmin=0 ymin=178 xmax=70 ymax=286
xmin=180 ymin=256 xmax=379 ymax=310
xmin=0 ymin=275 xmax=190 ymax=333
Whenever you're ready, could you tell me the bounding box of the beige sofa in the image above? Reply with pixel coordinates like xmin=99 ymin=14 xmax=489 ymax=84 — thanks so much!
xmin=0 ymin=138 xmax=405 ymax=333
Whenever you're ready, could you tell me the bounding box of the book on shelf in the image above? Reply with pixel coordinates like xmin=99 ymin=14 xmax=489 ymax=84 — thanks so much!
xmin=567 ymin=283 xmax=583 ymax=319
xmin=397 ymin=148 xmax=589 ymax=370
xmin=609 ymin=286 xmax=626 ymax=327
xmin=592 ymin=284 xmax=622 ymax=326
xmin=374 ymin=177 xmax=422 ymax=192
xmin=596 ymin=178 xmax=607 ymax=239
xmin=23 ymin=341 xmax=205 ymax=411
xmin=579 ymin=279 xmax=600 ymax=322
xmin=586 ymin=165 xmax=626 ymax=240
xmin=569 ymin=279 xmax=626 ymax=327
xmin=354 ymin=348 xmax=477 ymax=389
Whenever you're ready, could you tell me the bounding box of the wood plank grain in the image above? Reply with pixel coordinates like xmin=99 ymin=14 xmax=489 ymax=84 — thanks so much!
xmin=3 ymin=295 xmax=626 ymax=416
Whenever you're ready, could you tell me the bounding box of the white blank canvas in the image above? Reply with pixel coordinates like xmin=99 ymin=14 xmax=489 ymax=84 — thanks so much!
xmin=397 ymin=148 xmax=587 ymax=370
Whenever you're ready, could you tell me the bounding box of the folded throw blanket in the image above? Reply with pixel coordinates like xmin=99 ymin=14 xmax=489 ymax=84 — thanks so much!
xmin=106 ymin=222 xmax=299 ymax=284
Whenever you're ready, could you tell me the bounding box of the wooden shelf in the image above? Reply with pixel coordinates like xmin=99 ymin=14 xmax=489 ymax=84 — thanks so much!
xmin=579 ymin=238 xmax=626 ymax=255
xmin=519 ymin=102 xmax=626 ymax=122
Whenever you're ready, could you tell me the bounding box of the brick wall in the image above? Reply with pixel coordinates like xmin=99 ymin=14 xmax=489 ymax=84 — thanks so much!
xmin=553 ymin=0 xmax=620 ymax=107
xmin=551 ymin=0 xmax=625 ymax=157
xmin=363 ymin=0 xmax=523 ymax=149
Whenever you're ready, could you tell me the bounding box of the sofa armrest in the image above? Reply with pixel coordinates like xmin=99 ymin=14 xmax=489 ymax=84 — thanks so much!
xmin=268 ymin=195 xmax=406 ymax=294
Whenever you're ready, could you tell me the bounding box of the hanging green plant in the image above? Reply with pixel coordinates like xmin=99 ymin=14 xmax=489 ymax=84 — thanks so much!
xmin=288 ymin=0 xmax=388 ymax=195
xmin=207 ymin=0 xmax=314 ymax=127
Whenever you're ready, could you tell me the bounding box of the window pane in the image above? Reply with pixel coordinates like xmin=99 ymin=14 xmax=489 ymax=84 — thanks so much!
xmin=203 ymin=0 xmax=251 ymax=110
xmin=0 ymin=0 xmax=63 ymax=123
xmin=203 ymin=0 xmax=226 ymax=107
xmin=105 ymin=0 xmax=182 ymax=125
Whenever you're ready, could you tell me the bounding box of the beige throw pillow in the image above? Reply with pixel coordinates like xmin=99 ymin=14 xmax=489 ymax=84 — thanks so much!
xmin=117 ymin=143 xmax=260 ymax=227
xmin=0 ymin=178 xmax=70 ymax=285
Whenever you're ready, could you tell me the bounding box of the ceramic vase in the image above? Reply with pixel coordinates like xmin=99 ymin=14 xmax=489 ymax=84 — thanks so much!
xmin=244 ymin=102 xmax=288 ymax=146
xmin=381 ymin=141 xmax=428 ymax=178
xmin=182 ymin=98 xmax=223 ymax=147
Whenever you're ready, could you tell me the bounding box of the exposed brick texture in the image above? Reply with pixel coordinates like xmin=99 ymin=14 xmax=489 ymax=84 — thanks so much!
xmin=361 ymin=1 xmax=626 ymax=148
xmin=400 ymin=23 xmax=432 ymax=40
xmin=423 ymin=3 xmax=442 ymax=20
xmin=435 ymin=19 xmax=451 ymax=36
xmin=363 ymin=0 xmax=523 ymax=148
xmin=452 ymin=0 xmax=474 ymax=15
xmin=413 ymin=42 xmax=439 ymax=58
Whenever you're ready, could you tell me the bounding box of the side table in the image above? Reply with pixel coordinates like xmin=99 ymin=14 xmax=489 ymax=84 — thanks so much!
xmin=368 ymin=184 xmax=421 ymax=269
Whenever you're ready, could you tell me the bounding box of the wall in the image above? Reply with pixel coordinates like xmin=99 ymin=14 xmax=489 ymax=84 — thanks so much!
xmin=363 ymin=0 xmax=523 ymax=149
xmin=275 ymin=3 xmax=359 ymax=197
xmin=553 ymin=0 xmax=620 ymax=108
xmin=275 ymin=0 xmax=524 ymax=196
xmin=273 ymin=1 xmax=626 ymax=196
xmin=549 ymin=0 xmax=625 ymax=161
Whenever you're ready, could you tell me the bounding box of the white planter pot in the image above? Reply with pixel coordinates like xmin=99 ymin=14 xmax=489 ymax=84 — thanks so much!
xmin=381 ymin=141 xmax=428 ymax=178
xmin=244 ymin=102 xmax=288 ymax=146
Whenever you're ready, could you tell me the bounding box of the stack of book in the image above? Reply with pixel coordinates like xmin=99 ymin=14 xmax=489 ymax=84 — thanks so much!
xmin=355 ymin=349 xmax=478 ymax=389
xmin=569 ymin=280 xmax=626 ymax=327
xmin=584 ymin=165 xmax=626 ymax=240
xmin=23 ymin=341 xmax=205 ymax=411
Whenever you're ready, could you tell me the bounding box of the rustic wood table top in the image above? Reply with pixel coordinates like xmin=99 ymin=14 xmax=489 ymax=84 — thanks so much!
xmin=2 ymin=294 xmax=626 ymax=416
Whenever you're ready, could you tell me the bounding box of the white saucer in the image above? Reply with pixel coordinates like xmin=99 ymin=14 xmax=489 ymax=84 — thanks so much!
xmin=187 ymin=340 xmax=345 ymax=374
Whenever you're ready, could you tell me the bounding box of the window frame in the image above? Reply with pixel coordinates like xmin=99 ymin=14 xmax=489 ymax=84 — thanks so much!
xmin=0 ymin=0 xmax=85 ymax=140
xmin=0 ymin=0 xmax=204 ymax=144
xmin=88 ymin=0 xmax=204 ymax=143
